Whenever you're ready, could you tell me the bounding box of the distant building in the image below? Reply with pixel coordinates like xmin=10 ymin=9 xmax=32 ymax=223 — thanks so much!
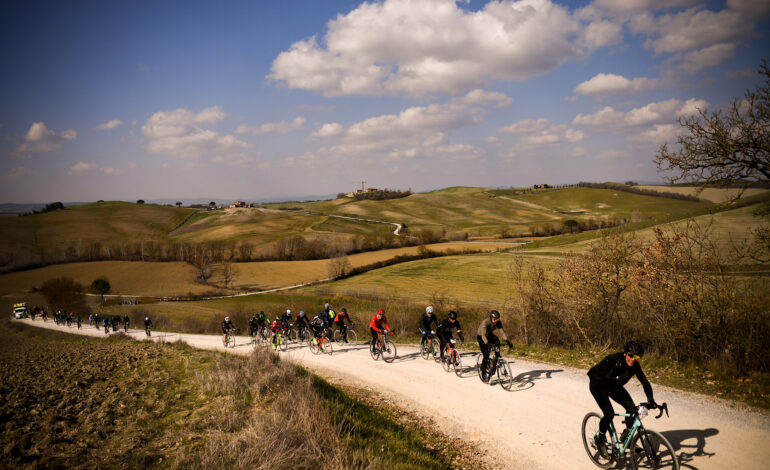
xmin=228 ymin=201 xmax=255 ymax=208
xmin=533 ymin=184 xmax=550 ymax=189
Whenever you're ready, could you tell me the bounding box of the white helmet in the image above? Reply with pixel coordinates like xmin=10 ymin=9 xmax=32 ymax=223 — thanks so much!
xmin=145 ymin=316 xmax=149 ymax=321
xmin=426 ymin=306 xmax=434 ymax=314
xmin=324 ymin=303 xmax=330 ymax=309
xmin=286 ymin=309 xmax=291 ymax=315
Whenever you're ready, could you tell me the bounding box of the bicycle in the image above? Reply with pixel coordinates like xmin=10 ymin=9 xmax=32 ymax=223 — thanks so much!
xmin=475 ymin=342 xmax=514 ymax=390
xmin=420 ymin=330 xmax=441 ymax=362
xmin=370 ymin=330 xmax=396 ymax=363
xmin=441 ymin=338 xmax=463 ymax=376
xmin=295 ymin=322 xmax=309 ymax=342
xmin=223 ymin=328 xmax=236 ymax=348
xmin=145 ymin=325 xmax=152 ymax=336
xmin=332 ymin=324 xmax=357 ymax=344
xmin=309 ymin=330 xmax=333 ymax=355
xmin=582 ymin=402 xmax=678 ymax=470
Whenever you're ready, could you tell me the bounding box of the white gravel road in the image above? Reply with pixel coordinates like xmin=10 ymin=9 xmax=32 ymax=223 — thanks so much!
xmin=17 ymin=318 xmax=770 ymax=470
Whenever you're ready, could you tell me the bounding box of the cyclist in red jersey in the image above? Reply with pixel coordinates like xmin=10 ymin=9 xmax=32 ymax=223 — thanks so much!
xmin=369 ymin=308 xmax=392 ymax=347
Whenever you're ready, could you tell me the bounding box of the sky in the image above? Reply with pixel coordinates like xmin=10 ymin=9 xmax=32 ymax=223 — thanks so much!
xmin=1 ymin=0 xmax=769 ymax=203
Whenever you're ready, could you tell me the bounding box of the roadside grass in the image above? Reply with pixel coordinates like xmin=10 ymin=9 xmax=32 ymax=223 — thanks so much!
xmin=0 ymin=321 xmax=477 ymax=469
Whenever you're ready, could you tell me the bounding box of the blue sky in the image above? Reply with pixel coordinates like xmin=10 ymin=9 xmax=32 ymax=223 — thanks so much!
xmin=1 ymin=0 xmax=768 ymax=203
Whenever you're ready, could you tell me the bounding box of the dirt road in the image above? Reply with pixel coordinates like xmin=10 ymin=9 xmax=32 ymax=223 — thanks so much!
xmin=18 ymin=319 xmax=770 ymax=470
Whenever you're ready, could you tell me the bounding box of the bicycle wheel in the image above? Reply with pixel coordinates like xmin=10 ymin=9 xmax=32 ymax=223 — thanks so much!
xmin=442 ymin=347 xmax=451 ymax=372
xmin=630 ymin=429 xmax=679 ymax=470
xmin=286 ymin=329 xmax=296 ymax=342
xmin=278 ymin=334 xmax=287 ymax=352
xmin=321 ymin=337 xmax=332 ymax=354
xmin=497 ymin=358 xmax=514 ymax=390
xmin=333 ymin=329 xmax=342 ymax=343
xmin=381 ymin=340 xmax=397 ymax=363
xmin=430 ymin=340 xmax=441 ymax=362
xmin=309 ymin=338 xmax=320 ymax=355
xmin=581 ymin=412 xmax=614 ymax=469
xmin=230 ymin=334 xmax=236 ymax=348
xmin=476 ymin=354 xmax=484 ymax=381
xmin=223 ymin=336 xmax=228 ymax=347
xmin=420 ymin=340 xmax=429 ymax=359
xmin=370 ymin=342 xmax=380 ymax=360
xmin=453 ymin=350 xmax=464 ymax=377
xmin=346 ymin=329 xmax=358 ymax=344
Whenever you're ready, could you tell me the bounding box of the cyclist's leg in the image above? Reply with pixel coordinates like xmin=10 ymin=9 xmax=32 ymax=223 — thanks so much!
xmin=608 ymin=386 xmax=636 ymax=429
xmin=370 ymin=328 xmax=378 ymax=347
xmin=589 ymin=382 xmax=615 ymax=434
xmin=438 ymin=333 xmax=449 ymax=361
xmin=489 ymin=336 xmax=501 ymax=371
xmin=420 ymin=330 xmax=427 ymax=346
xmin=477 ymin=335 xmax=490 ymax=379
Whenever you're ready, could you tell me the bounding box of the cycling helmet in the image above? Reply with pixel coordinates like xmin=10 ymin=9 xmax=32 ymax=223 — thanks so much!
xmin=299 ymin=310 xmax=305 ymax=317
xmin=259 ymin=311 xmax=264 ymax=315
xmin=225 ymin=316 xmax=230 ymax=321
xmin=623 ymin=340 xmax=644 ymax=357
xmin=377 ymin=308 xmax=385 ymax=316
xmin=145 ymin=316 xmax=149 ymax=321
xmin=286 ymin=309 xmax=291 ymax=315
xmin=448 ymin=310 xmax=457 ymax=320
xmin=490 ymin=310 xmax=501 ymax=319
xmin=324 ymin=303 xmax=330 ymax=309
xmin=426 ymin=306 xmax=434 ymax=314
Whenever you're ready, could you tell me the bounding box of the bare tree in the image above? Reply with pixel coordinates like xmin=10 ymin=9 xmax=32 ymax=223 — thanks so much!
xmin=327 ymin=254 xmax=351 ymax=278
xmin=654 ymin=60 xmax=769 ymax=190
xmin=222 ymin=261 xmax=235 ymax=289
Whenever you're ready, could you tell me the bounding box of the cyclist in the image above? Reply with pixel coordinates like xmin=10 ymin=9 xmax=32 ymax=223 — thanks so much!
xmin=369 ymin=308 xmax=393 ymax=347
xmin=144 ymin=316 xmax=152 ymax=335
xmin=257 ymin=310 xmax=269 ymax=329
xmin=477 ymin=310 xmax=513 ymax=383
xmin=221 ymin=316 xmax=234 ymax=344
xmin=437 ymin=310 xmax=464 ymax=361
xmin=76 ymin=314 xmax=82 ymax=329
xmin=309 ymin=314 xmax=325 ymax=344
xmin=324 ymin=302 xmax=336 ymax=326
xmin=123 ymin=314 xmax=130 ymax=331
xmin=588 ymin=340 xmax=656 ymax=457
xmin=333 ymin=307 xmax=355 ymax=343
xmin=248 ymin=313 xmax=260 ymax=339
xmin=271 ymin=316 xmax=285 ymax=349
xmin=294 ymin=310 xmax=309 ymax=340
xmin=419 ymin=306 xmax=438 ymax=347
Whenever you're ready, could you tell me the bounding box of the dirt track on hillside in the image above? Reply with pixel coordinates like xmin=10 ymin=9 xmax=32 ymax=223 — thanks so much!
xmin=17 ymin=318 xmax=770 ymax=470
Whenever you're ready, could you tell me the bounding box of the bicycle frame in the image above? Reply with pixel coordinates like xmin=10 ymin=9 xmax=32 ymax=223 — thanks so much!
xmin=606 ymin=414 xmax=643 ymax=454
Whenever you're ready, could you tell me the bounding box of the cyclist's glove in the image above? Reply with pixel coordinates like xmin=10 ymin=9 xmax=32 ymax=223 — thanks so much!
xmin=506 ymin=340 xmax=514 ymax=349
xmin=647 ymin=399 xmax=657 ymax=408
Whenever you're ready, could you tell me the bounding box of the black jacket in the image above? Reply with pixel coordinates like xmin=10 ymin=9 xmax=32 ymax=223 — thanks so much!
xmin=588 ymin=352 xmax=654 ymax=401
xmin=419 ymin=313 xmax=438 ymax=332
xmin=437 ymin=318 xmax=463 ymax=339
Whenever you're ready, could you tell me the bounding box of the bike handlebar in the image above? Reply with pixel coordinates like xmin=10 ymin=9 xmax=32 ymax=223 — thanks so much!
xmin=640 ymin=401 xmax=669 ymax=419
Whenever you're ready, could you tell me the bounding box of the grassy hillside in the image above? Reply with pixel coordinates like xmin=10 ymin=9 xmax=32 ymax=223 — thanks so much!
xmin=273 ymin=186 xmax=711 ymax=236
xmin=636 ymin=185 xmax=768 ymax=203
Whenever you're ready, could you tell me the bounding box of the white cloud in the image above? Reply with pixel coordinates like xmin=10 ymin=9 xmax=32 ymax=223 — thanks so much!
xmin=235 ymin=117 xmax=306 ymax=135
xmin=94 ymin=119 xmax=123 ymax=131
xmin=3 ymin=166 xmax=30 ymax=180
xmin=14 ymin=122 xmax=77 ymax=154
xmin=270 ymin=0 xmax=620 ymax=97
xmin=454 ymin=89 xmax=513 ymax=108
xmin=574 ymin=73 xmax=661 ymax=96
xmin=573 ymin=98 xmax=708 ymax=128
xmin=628 ymin=124 xmax=682 ymax=143
xmin=571 ymin=146 xmax=586 ymax=157
xmin=141 ymin=106 xmax=248 ymax=158
xmin=486 ymin=136 xmax=500 ymax=143
xmin=515 ymin=122 xmax=585 ymax=148
xmin=590 ymin=0 xmax=698 ymax=15
xmin=680 ymin=43 xmax=736 ymax=74
xmin=498 ymin=118 xmax=550 ymax=135
xmin=312 ymin=122 xmax=343 ymax=137
xmin=68 ymin=161 xmax=97 ymax=175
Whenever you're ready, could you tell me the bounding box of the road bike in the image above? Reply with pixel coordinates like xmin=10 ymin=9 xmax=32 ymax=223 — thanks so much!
xmin=294 ymin=322 xmax=309 ymax=342
xmin=370 ymin=330 xmax=396 ymax=363
xmin=332 ymin=324 xmax=357 ymax=344
xmin=145 ymin=325 xmax=152 ymax=336
xmin=223 ymin=328 xmax=236 ymax=348
xmin=582 ymin=402 xmax=678 ymax=469
xmin=124 ymin=321 xmax=129 ymax=333
xmin=420 ymin=330 xmax=441 ymax=362
xmin=475 ymin=342 xmax=514 ymax=390
xmin=441 ymin=338 xmax=463 ymax=376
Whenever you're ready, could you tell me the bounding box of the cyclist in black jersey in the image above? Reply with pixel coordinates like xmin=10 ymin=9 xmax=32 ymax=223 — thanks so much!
xmin=588 ymin=340 xmax=656 ymax=454
xmin=419 ymin=306 xmax=438 ymax=347
xmin=221 ymin=316 xmax=234 ymax=343
xmin=437 ymin=310 xmax=464 ymax=360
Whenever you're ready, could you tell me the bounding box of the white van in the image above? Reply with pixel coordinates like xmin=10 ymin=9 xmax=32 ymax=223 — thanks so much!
xmin=12 ymin=302 xmax=27 ymax=319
